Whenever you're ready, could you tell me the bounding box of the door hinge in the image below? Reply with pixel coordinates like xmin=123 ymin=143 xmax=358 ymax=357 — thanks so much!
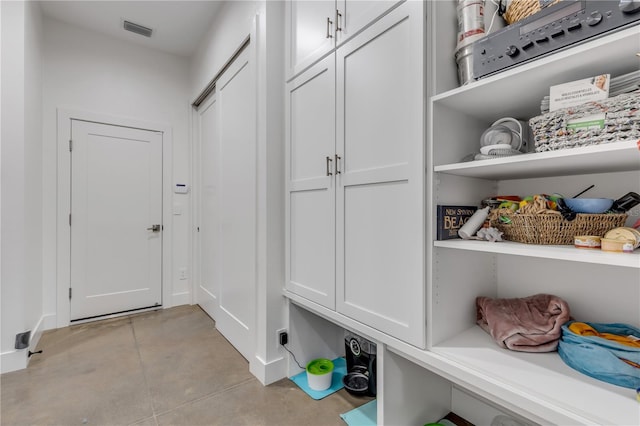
xmin=69 ymin=287 xmax=72 ymax=300
xmin=69 ymin=139 xmax=73 ymax=152
xmin=69 ymin=213 xmax=71 ymax=226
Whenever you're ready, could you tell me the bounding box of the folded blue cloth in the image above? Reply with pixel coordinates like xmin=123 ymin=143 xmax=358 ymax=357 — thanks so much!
xmin=558 ymin=321 xmax=640 ymax=389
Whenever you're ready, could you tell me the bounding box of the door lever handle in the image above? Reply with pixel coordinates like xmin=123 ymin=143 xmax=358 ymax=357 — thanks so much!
xmin=147 ymin=224 xmax=161 ymax=232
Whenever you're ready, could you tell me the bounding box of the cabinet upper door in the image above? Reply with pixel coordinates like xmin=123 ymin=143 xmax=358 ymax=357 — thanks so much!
xmin=286 ymin=0 xmax=336 ymax=80
xmin=335 ymin=1 xmax=425 ymax=348
xmin=336 ymin=0 xmax=402 ymax=46
xmin=286 ymin=54 xmax=337 ymax=310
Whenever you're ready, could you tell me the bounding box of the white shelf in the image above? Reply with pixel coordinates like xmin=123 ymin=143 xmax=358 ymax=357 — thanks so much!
xmin=434 ymin=239 xmax=640 ymax=268
xmin=432 ymin=25 xmax=640 ymax=120
xmin=434 ymin=140 xmax=640 ymax=180
xmin=425 ymin=10 xmax=640 ymax=426
xmin=431 ymin=327 xmax=640 ymax=426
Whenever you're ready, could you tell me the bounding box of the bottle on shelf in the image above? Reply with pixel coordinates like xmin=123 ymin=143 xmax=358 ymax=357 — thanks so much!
xmin=458 ymin=206 xmax=490 ymax=239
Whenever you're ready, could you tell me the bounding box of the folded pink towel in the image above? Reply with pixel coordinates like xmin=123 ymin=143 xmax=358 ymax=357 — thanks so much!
xmin=476 ymin=294 xmax=571 ymax=352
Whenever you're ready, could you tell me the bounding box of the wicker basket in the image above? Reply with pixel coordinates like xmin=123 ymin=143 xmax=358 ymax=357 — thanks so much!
xmin=529 ymin=91 xmax=640 ymax=153
xmin=503 ymin=0 xmax=561 ymax=25
xmin=491 ymin=212 xmax=628 ymax=245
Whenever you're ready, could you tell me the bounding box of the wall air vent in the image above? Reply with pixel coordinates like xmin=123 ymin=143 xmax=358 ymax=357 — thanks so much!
xmin=123 ymin=20 xmax=153 ymax=38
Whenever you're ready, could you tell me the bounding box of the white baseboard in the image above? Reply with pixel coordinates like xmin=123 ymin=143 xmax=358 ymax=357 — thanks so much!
xmin=0 ymin=349 xmax=27 ymax=374
xmin=26 ymin=315 xmax=46 ymax=361
xmin=250 ymin=354 xmax=288 ymax=386
xmin=171 ymin=292 xmax=191 ymax=308
xmin=2 ymin=313 xmax=58 ymax=373
xmin=42 ymin=313 xmax=57 ymax=331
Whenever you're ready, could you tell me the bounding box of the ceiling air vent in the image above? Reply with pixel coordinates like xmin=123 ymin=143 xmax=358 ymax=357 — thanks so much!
xmin=123 ymin=20 xmax=153 ymax=38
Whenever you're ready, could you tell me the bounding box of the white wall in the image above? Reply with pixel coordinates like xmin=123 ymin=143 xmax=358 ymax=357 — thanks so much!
xmin=1 ymin=0 xmax=26 ymax=371
xmin=0 ymin=0 xmax=3 ymax=368
xmin=190 ymin=0 xmax=260 ymax=101
xmin=41 ymin=17 xmax=192 ymax=327
xmin=1 ymin=0 xmax=44 ymax=373
xmin=190 ymin=0 xmax=287 ymax=385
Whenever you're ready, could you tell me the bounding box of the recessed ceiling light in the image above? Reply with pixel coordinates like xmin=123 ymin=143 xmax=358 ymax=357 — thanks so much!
xmin=123 ymin=20 xmax=153 ymax=38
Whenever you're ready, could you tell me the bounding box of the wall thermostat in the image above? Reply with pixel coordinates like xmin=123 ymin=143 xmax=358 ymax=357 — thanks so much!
xmin=174 ymin=183 xmax=189 ymax=194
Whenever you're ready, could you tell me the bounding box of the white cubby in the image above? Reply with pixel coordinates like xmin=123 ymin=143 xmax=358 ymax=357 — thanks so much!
xmin=381 ymin=347 xmax=536 ymax=426
xmin=287 ymin=302 xmax=346 ymax=377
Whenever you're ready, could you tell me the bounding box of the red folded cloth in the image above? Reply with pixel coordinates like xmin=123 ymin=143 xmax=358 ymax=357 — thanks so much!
xmin=476 ymin=294 xmax=571 ymax=352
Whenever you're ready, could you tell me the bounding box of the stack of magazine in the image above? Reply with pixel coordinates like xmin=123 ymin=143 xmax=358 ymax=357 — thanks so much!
xmin=540 ymin=70 xmax=640 ymax=114
xmin=609 ymin=70 xmax=640 ymax=95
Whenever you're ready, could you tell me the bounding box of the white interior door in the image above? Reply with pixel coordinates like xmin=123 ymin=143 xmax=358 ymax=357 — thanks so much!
xmin=70 ymin=119 xmax=163 ymax=321
xmin=215 ymin=46 xmax=256 ymax=361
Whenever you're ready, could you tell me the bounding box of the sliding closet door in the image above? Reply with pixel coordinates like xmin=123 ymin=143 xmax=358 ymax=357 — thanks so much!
xmin=206 ymin=46 xmax=256 ymax=362
xmin=197 ymin=91 xmax=220 ymax=322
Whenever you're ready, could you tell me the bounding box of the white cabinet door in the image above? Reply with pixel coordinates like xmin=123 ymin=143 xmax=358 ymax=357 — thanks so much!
xmin=286 ymin=0 xmax=336 ymax=80
xmin=286 ymin=55 xmax=337 ymax=309
xmin=335 ymin=1 xmax=425 ymax=347
xmin=336 ymin=0 xmax=402 ymax=45
xmin=285 ymin=0 xmax=403 ymax=80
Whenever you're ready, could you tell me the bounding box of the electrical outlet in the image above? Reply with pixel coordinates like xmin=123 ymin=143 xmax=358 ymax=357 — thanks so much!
xmin=277 ymin=329 xmax=288 ymax=346
xmin=178 ymin=267 xmax=188 ymax=280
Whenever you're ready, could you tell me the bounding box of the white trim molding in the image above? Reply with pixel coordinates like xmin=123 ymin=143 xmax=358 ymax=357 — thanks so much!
xmin=250 ymin=354 xmax=288 ymax=386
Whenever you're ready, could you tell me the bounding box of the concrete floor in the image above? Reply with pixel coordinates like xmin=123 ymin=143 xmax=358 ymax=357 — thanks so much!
xmin=1 ymin=305 xmax=371 ymax=426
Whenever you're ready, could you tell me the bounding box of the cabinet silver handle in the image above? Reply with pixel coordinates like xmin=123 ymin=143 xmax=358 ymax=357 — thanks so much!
xmin=146 ymin=224 xmax=161 ymax=232
xmin=326 ymin=17 xmax=333 ymax=38
xmin=336 ymin=10 xmax=342 ymax=33
xmin=326 ymin=156 xmax=333 ymax=176
xmin=335 ymin=154 xmax=341 ymax=175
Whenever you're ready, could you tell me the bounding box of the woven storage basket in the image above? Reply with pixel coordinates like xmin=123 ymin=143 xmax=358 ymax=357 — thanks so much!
xmin=529 ymin=90 xmax=640 ymax=153
xmin=503 ymin=0 xmax=561 ymax=25
xmin=491 ymin=212 xmax=628 ymax=245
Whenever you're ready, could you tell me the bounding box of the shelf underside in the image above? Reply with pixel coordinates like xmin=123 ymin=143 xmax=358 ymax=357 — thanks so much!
xmin=434 ymin=239 xmax=640 ymax=268
xmin=433 ymin=326 xmax=639 ymax=426
xmin=434 ymin=140 xmax=640 ymax=180
xmin=432 ymin=26 xmax=640 ymax=121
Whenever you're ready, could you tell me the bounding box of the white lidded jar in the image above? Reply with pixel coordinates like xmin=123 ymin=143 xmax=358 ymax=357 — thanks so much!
xmin=306 ymin=358 xmax=334 ymax=391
